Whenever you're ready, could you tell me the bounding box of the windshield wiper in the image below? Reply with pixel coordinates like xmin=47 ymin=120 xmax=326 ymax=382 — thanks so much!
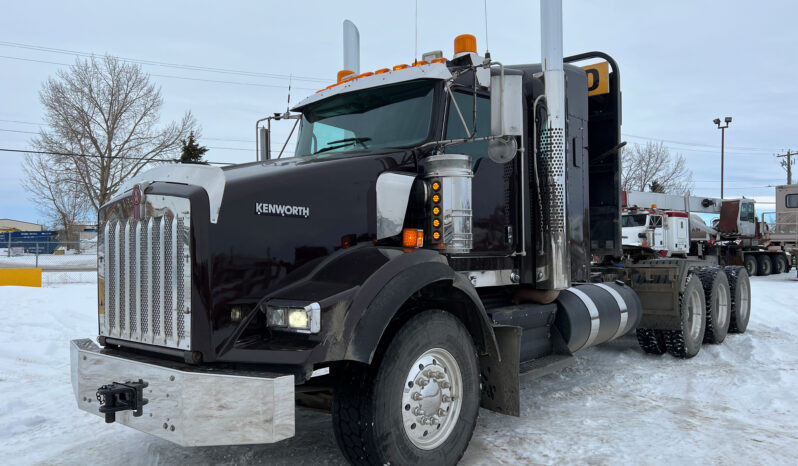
xmin=328 ymin=137 xmax=371 ymax=148
xmin=313 ymin=137 xmax=371 ymax=155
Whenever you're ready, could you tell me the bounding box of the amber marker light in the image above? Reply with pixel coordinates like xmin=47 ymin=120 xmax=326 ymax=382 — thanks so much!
xmin=433 ymin=219 xmax=441 ymax=228
xmin=454 ymin=34 xmax=477 ymax=55
xmin=393 ymin=64 xmax=409 ymax=71
xmin=431 ymin=181 xmax=440 ymax=191
xmin=432 ymin=231 xmax=441 ymax=240
xmin=432 ymin=194 xmax=440 ymax=203
xmin=432 ymin=206 xmax=440 ymax=215
xmin=375 ymin=68 xmax=390 ymax=74
xmin=431 ymin=57 xmax=448 ymax=64
xmin=403 ymin=229 xmax=424 ymax=248
xmin=337 ymin=70 xmax=355 ymax=82
xmin=412 ymin=60 xmax=429 ymax=67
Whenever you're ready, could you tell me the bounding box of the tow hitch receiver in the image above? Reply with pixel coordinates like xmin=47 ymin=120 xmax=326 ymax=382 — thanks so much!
xmin=96 ymin=379 xmax=149 ymax=423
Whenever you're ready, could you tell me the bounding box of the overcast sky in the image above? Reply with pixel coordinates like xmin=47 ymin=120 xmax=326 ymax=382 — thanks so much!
xmin=1 ymin=0 xmax=796 ymax=225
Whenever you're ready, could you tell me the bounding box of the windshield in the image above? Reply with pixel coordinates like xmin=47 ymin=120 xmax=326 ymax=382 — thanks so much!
xmin=622 ymin=214 xmax=648 ymax=227
xmin=294 ymin=80 xmax=436 ymax=157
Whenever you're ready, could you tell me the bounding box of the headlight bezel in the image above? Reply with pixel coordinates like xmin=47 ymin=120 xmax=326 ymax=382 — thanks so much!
xmin=264 ymin=302 xmax=321 ymax=334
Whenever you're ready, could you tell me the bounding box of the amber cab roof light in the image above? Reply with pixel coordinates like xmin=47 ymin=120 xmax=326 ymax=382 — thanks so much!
xmin=454 ymin=34 xmax=477 ymax=57
xmin=337 ymin=70 xmax=355 ymax=82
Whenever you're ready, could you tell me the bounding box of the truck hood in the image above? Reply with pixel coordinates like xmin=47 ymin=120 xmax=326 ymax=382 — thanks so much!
xmin=622 ymin=226 xmax=646 ymax=247
xmin=206 ymin=150 xmax=417 ymax=302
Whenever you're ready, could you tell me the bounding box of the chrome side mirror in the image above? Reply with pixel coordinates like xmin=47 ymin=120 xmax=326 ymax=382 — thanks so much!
xmin=490 ymin=72 xmax=523 ymax=163
xmin=488 ymin=137 xmax=518 ymax=163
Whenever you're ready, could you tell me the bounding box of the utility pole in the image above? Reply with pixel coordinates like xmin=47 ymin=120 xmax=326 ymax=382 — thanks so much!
xmin=714 ymin=117 xmax=732 ymax=198
xmin=776 ymin=149 xmax=794 ymax=185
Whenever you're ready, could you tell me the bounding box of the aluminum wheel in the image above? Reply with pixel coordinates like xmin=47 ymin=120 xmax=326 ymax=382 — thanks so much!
xmin=738 ymin=278 xmax=750 ymax=323
xmin=401 ymin=347 xmax=462 ymax=450
xmin=687 ymin=287 xmax=704 ymax=341
xmin=714 ymin=280 xmax=730 ymax=332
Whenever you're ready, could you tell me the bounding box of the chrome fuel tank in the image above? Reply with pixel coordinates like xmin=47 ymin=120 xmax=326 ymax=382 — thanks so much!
xmin=554 ymin=282 xmax=642 ymax=353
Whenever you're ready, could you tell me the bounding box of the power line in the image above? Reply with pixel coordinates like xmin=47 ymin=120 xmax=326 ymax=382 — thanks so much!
xmin=0 ymin=128 xmax=38 ymax=135
xmin=623 ymin=133 xmax=783 ymax=154
xmin=0 ymin=147 xmax=232 ymax=165
xmin=0 ymin=119 xmax=41 ymax=126
xmin=0 ymin=123 xmax=272 ymax=146
xmin=0 ymin=40 xmax=328 ymax=83
xmin=204 ymin=136 xmax=253 ymax=143
xmin=0 ymin=55 xmax=319 ymax=91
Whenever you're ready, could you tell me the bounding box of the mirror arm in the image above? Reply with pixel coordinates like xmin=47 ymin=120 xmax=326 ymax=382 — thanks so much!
xmin=278 ymin=117 xmax=301 ymax=159
xmin=472 ymin=70 xmax=478 ymax=138
xmin=446 ymin=83 xmax=472 ymax=139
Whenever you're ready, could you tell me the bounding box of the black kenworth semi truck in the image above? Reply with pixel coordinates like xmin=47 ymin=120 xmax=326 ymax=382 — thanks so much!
xmin=70 ymin=13 xmax=752 ymax=466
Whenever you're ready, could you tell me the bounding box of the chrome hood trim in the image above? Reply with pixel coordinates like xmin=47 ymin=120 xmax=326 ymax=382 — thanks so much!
xmin=109 ymin=165 xmax=226 ymax=223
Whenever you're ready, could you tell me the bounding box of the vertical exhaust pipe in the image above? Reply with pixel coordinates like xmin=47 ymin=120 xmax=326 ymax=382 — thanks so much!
xmin=539 ymin=0 xmax=570 ymax=290
xmin=343 ymin=20 xmax=360 ymax=74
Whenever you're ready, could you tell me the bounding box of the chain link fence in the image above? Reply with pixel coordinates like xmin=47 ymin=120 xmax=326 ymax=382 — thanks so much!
xmin=0 ymin=240 xmax=97 ymax=284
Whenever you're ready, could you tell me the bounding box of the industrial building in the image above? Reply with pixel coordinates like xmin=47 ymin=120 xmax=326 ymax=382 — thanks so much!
xmin=0 ymin=219 xmax=43 ymax=232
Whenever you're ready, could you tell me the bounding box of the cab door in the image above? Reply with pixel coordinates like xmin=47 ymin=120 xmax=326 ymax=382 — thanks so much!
xmin=739 ymin=200 xmax=756 ymax=237
xmin=649 ymin=215 xmax=665 ymax=249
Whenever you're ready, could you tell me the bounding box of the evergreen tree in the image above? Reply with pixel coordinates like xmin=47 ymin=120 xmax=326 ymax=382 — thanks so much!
xmin=179 ymin=131 xmax=208 ymax=164
xmin=649 ymin=180 xmax=666 ymax=193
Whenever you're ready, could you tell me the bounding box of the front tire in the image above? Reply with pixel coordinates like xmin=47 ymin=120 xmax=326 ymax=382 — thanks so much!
xmin=332 ymin=310 xmax=480 ymax=466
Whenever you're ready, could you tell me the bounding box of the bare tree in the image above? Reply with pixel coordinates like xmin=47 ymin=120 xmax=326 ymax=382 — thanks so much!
xmin=25 ymin=55 xmax=197 ymax=215
xmin=22 ymin=153 xmax=89 ymax=241
xmin=622 ymin=141 xmax=694 ymax=194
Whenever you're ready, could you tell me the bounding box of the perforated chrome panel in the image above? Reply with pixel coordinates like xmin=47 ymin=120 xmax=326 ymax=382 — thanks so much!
xmin=539 ymin=127 xmax=565 ymax=233
xmin=98 ymin=194 xmax=191 ymax=350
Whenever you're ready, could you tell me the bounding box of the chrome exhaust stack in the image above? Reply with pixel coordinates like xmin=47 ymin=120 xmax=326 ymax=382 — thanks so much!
xmin=538 ymin=0 xmax=570 ymax=290
xmin=343 ymin=20 xmax=360 ymax=74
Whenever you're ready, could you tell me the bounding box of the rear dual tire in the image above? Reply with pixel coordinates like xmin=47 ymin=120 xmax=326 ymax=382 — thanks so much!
xmin=663 ymin=271 xmax=706 ymax=358
xmin=756 ymin=255 xmax=773 ymax=276
xmin=743 ymin=255 xmax=758 ymax=276
xmin=773 ymin=254 xmax=788 ymax=275
xmin=725 ymin=266 xmax=751 ymax=333
xmin=697 ymin=267 xmax=731 ymax=344
xmin=636 ymin=328 xmax=667 ymax=355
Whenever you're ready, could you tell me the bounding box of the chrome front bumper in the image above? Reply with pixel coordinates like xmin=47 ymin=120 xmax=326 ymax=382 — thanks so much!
xmin=70 ymin=339 xmax=295 ymax=447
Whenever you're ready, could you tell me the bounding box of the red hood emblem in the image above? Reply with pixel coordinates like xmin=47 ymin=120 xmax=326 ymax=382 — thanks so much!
xmin=132 ymin=186 xmax=142 ymax=219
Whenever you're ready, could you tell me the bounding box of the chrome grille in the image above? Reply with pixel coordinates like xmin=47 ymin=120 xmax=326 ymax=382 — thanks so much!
xmin=98 ymin=194 xmax=191 ymax=350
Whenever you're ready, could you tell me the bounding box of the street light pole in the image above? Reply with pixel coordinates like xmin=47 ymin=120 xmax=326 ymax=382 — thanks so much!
xmin=714 ymin=117 xmax=732 ymax=199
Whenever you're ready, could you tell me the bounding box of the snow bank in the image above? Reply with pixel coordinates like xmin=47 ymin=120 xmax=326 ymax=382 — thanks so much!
xmin=1 ymin=274 xmax=797 ymax=465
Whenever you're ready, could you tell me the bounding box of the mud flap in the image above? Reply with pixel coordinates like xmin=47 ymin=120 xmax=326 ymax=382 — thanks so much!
xmin=479 ymin=325 xmax=521 ymax=416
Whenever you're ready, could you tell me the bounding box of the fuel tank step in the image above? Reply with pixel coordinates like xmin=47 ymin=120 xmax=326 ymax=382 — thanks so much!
xmin=554 ymin=282 xmax=642 ymax=353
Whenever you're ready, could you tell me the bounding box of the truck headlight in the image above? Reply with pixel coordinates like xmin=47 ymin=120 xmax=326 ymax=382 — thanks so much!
xmin=265 ymin=303 xmax=320 ymax=334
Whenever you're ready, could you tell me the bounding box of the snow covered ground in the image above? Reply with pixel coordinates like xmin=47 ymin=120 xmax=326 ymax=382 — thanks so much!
xmin=0 ymin=253 xmax=97 ymax=269
xmin=1 ymin=273 xmax=797 ymax=465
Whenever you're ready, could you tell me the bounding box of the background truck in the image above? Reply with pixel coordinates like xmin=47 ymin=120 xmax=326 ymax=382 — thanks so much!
xmin=622 ymin=190 xmax=794 ymax=276
xmin=761 ymin=184 xmax=798 ymax=269
xmin=69 ymin=3 xmax=753 ymax=465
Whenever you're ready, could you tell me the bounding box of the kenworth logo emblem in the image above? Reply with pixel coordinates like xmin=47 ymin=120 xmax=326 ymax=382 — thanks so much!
xmin=255 ymin=202 xmax=310 ymax=218
xmin=131 ymin=185 xmax=143 ymax=220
